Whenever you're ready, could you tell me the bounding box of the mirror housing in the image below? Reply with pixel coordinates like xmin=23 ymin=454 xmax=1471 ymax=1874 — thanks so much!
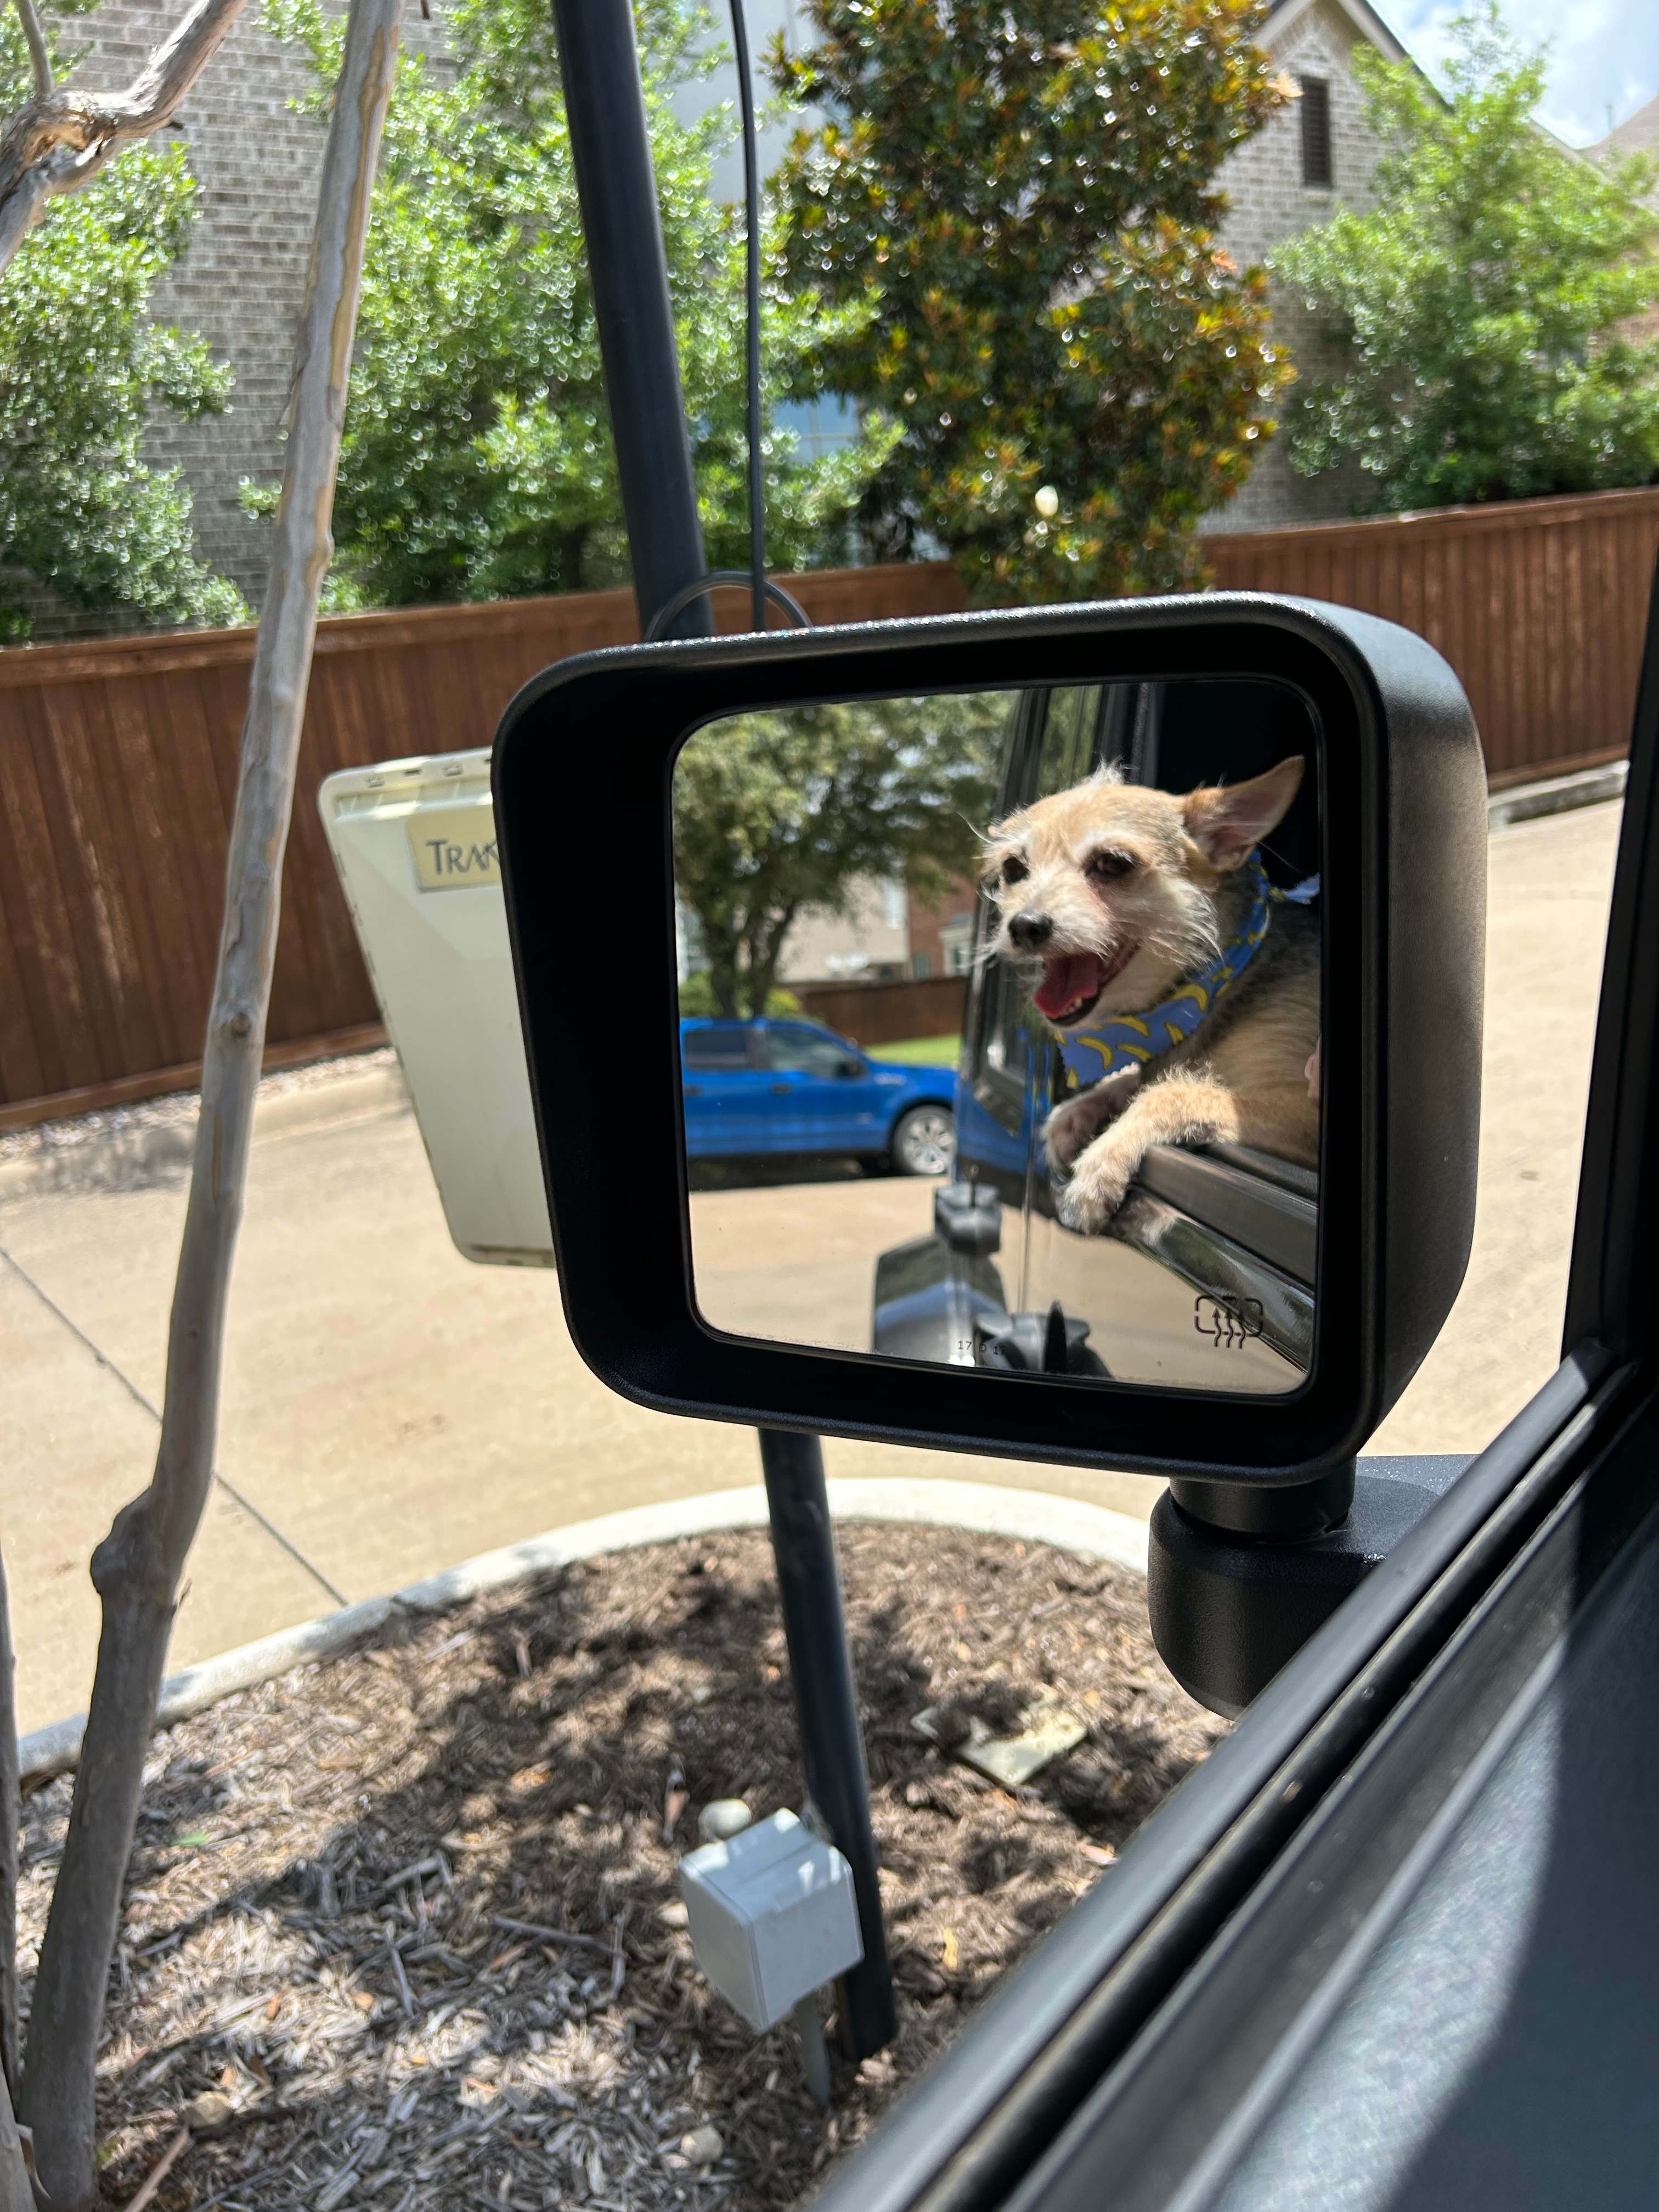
xmin=494 ymin=594 xmax=1485 ymax=1492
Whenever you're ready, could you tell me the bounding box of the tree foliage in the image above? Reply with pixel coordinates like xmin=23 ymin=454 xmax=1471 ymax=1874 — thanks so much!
xmin=673 ymin=692 xmax=1007 ymax=1015
xmin=769 ymin=0 xmax=1291 ymax=605
xmin=1272 ymin=8 xmax=1659 ymax=510
xmin=257 ymin=0 xmax=896 ymax=607
xmin=0 ymin=8 xmax=247 ymax=644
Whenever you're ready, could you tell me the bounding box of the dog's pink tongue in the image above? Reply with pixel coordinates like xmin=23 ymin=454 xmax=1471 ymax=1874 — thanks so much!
xmin=1034 ymin=952 xmax=1105 ymax=1022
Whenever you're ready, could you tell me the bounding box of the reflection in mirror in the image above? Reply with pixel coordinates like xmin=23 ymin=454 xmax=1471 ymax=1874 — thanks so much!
xmin=673 ymin=679 xmax=1321 ymax=1397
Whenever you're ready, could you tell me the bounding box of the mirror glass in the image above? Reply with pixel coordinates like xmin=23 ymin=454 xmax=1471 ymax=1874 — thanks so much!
xmin=673 ymin=678 xmax=1321 ymax=1395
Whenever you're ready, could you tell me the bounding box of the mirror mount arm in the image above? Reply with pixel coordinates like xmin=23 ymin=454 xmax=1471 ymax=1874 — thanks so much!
xmin=1167 ymin=1468 xmax=1355 ymax=1539
xmin=1149 ymin=1456 xmax=1471 ymax=1717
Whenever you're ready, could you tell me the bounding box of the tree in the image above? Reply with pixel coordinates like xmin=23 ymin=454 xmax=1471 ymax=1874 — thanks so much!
xmin=673 ymin=693 xmax=1007 ymax=1015
xmin=252 ymin=0 xmax=898 ymax=607
xmin=0 ymin=0 xmax=257 ymax=2161
xmin=0 ymin=0 xmax=249 ymax=641
xmin=8 ymin=0 xmax=400 ymax=2198
xmin=769 ymin=0 xmax=1291 ymax=605
xmin=1271 ymin=7 xmax=1659 ymax=511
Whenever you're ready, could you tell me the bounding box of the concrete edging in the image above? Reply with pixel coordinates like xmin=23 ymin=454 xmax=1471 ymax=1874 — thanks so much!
xmin=18 ymin=1479 xmax=1150 ymax=1785
xmin=1488 ymin=758 xmax=1627 ymax=830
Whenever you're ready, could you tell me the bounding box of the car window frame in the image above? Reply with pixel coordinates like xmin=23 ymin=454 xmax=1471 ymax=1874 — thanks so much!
xmin=765 ymin=1023 xmax=865 ymax=1078
xmin=807 ymin=575 xmax=1659 ymax=2212
xmin=680 ymin=1021 xmax=759 ymax=1073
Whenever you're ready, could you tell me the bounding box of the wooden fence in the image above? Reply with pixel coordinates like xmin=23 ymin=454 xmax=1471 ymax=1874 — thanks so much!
xmin=1205 ymin=485 xmax=1659 ymax=787
xmin=2 ymin=486 xmax=1655 ymax=1127
xmin=0 ymin=565 xmax=962 ymax=1129
xmin=794 ymin=974 xmax=968 ymax=1048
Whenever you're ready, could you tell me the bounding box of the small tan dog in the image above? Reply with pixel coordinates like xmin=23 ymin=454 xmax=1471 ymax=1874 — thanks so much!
xmin=980 ymin=757 xmax=1319 ymax=1232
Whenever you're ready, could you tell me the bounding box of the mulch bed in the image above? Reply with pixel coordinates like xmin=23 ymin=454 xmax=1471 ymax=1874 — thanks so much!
xmin=18 ymin=1523 xmax=1225 ymax=2210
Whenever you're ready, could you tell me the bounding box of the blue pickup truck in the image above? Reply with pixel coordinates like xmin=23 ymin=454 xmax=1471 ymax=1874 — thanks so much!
xmin=679 ymin=1017 xmax=957 ymax=1174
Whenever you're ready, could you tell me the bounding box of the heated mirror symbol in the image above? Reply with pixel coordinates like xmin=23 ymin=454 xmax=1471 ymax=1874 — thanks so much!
xmin=672 ymin=678 xmax=1322 ymax=1397
xmin=1194 ymin=1294 xmax=1267 ymax=1349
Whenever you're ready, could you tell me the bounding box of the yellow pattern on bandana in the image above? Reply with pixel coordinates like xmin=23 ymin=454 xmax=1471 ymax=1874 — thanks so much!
xmin=1057 ymin=854 xmax=1316 ymax=1087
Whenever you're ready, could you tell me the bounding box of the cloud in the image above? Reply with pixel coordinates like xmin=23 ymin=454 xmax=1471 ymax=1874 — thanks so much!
xmin=1386 ymin=0 xmax=1659 ymax=144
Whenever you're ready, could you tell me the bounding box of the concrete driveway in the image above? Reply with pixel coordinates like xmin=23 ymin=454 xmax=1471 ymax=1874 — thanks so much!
xmin=0 ymin=798 xmax=1621 ymax=1733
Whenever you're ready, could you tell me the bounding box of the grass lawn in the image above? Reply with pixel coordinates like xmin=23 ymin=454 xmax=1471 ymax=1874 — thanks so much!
xmin=871 ymin=1033 xmax=962 ymax=1065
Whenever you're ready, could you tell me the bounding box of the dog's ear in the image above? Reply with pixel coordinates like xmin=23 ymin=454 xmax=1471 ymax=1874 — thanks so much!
xmin=1181 ymin=756 xmax=1305 ymax=870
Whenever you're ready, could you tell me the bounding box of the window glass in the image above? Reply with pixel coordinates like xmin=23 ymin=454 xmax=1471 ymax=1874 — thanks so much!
xmin=1035 ymin=687 xmax=1104 ymax=799
xmin=682 ymin=1024 xmax=754 ymax=1070
xmin=1301 ymin=77 xmax=1333 ymax=188
xmin=769 ymin=1027 xmax=858 ymax=1076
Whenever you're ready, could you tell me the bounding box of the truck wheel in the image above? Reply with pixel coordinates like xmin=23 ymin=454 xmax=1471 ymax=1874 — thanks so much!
xmin=891 ymin=1104 xmax=955 ymax=1177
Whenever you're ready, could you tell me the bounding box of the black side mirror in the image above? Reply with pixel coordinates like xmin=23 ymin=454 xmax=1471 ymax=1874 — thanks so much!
xmin=495 ymin=596 xmax=1483 ymax=1519
xmin=839 ymin=1055 xmax=865 ymax=1078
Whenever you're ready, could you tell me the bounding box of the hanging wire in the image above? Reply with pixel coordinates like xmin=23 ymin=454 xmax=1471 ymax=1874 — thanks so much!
xmin=728 ymin=0 xmax=766 ymax=633
xmin=645 ymin=568 xmax=811 ymax=642
xmin=642 ymin=0 xmax=814 ymax=646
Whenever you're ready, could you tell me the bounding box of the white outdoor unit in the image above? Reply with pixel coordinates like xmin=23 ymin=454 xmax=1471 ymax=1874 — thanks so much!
xmin=317 ymin=746 xmax=552 ymax=1267
xmin=679 ymin=1810 xmax=863 ymax=2032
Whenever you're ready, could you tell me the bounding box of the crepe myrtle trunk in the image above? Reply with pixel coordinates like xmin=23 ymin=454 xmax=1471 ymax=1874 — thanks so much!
xmin=0 ymin=2072 xmax=29 ymax=2212
xmin=0 ymin=1559 xmax=22 ymax=2212
xmin=15 ymin=1 xmax=400 ymax=2198
xmin=0 ymin=1550 xmax=19 ymax=2115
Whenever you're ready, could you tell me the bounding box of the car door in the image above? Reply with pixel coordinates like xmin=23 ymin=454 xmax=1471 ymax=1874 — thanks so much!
xmin=678 ymin=1021 xmax=767 ymax=1152
xmin=816 ymin=598 xmax=1659 ymax=2212
xmin=763 ymin=1022 xmax=886 ymax=1153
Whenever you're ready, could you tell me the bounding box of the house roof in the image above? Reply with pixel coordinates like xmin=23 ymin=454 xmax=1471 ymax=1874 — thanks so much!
xmin=1588 ymin=92 xmax=1659 ymax=161
xmin=1262 ymin=0 xmax=1409 ymax=66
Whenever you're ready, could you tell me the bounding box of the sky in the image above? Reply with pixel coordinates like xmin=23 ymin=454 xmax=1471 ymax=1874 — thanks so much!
xmin=1388 ymin=0 xmax=1659 ymax=144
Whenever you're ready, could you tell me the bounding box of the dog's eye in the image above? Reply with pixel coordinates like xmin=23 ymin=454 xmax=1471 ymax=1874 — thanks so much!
xmin=998 ymin=855 xmax=1029 ymax=888
xmin=1086 ymin=849 xmax=1136 ymax=883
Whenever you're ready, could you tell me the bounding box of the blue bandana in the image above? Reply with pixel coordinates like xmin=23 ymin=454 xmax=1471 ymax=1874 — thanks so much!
xmin=1056 ymin=854 xmax=1318 ymax=1088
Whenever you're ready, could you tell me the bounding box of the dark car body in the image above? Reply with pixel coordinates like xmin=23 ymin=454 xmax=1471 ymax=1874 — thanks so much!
xmin=497 ymin=577 xmax=1659 ymax=2212
xmin=679 ymin=1017 xmax=955 ymax=1164
xmin=873 ymin=678 xmax=1319 ymax=1385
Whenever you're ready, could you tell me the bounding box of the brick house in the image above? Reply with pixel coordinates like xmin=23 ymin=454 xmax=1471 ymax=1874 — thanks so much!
xmin=25 ymin=0 xmax=452 ymax=623
xmin=693 ymin=0 xmax=1407 ymax=531
xmin=1204 ymin=0 xmax=1404 ymax=532
xmin=906 ymin=875 xmax=979 ymax=982
xmin=38 ymin=0 xmax=1397 ymax=627
xmin=1588 ymin=92 xmax=1659 ymax=349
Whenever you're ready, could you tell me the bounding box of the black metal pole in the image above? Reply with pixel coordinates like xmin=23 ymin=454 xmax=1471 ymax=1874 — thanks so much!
xmin=760 ymin=1429 xmax=897 ymax=2058
xmin=548 ymin=0 xmax=892 ymax=2061
xmin=548 ymin=0 xmax=711 ymax=638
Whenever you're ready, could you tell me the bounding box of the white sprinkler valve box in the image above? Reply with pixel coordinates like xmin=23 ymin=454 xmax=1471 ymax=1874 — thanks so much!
xmin=678 ymin=1810 xmax=863 ymax=2033
xmin=317 ymin=748 xmax=552 ymax=1267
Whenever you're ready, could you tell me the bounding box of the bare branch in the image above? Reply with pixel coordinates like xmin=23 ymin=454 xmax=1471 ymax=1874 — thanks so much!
xmin=0 ymin=1549 xmax=18 ymax=2102
xmin=0 ymin=0 xmax=249 ymax=275
xmin=0 ymin=2067 xmax=30 ymax=2212
xmin=89 ymin=0 xmax=246 ymax=139
xmin=12 ymin=0 xmax=51 ymax=98
xmin=16 ymin=0 xmax=403 ymax=2195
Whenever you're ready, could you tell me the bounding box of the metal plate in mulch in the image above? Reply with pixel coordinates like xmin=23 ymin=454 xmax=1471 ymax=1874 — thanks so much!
xmin=18 ymin=1523 xmax=1224 ymax=2211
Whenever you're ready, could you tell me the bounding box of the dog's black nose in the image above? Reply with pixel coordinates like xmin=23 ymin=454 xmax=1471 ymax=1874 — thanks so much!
xmin=1008 ymin=912 xmax=1054 ymax=950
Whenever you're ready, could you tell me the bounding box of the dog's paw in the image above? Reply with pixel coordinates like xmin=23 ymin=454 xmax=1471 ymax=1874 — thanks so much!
xmin=1042 ymin=1066 xmax=1142 ymax=1176
xmin=1054 ymin=1139 xmax=1135 ymax=1234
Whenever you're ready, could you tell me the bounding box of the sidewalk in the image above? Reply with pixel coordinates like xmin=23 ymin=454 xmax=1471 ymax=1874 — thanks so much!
xmin=0 ymin=798 xmax=1622 ymax=1734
